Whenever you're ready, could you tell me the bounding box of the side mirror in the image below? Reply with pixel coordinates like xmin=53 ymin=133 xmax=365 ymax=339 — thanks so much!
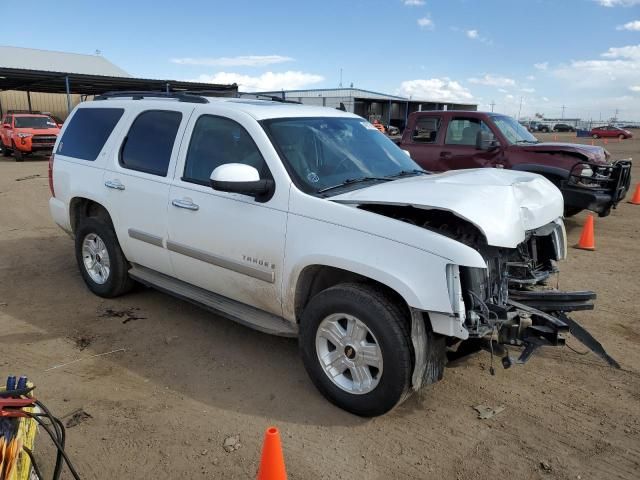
xmin=476 ymin=130 xmax=499 ymax=151
xmin=210 ymin=163 xmax=274 ymax=198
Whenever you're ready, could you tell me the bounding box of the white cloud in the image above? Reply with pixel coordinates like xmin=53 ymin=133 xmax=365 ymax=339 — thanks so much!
xmin=630 ymin=85 xmax=640 ymax=91
xmin=617 ymin=20 xmax=640 ymax=30
xmin=171 ymin=55 xmax=293 ymax=67
xmin=498 ymin=88 xmax=509 ymax=93
xmin=601 ymin=44 xmax=640 ymax=58
xmin=534 ymin=62 xmax=549 ymax=70
xmin=397 ymin=78 xmax=473 ymax=102
xmin=417 ymin=17 xmax=434 ymax=29
xmin=466 ymin=29 xmax=479 ymax=39
xmin=521 ymin=87 xmax=536 ymax=93
xmin=526 ymin=75 xmax=536 ymax=80
xmin=542 ymin=97 xmax=550 ymax=102
xmin=192 ymin=71 xmax=324 ymax=91
xmin=468 ymin=74 xmax=516 ymax=87
xmin=596 ymin=0 xmax=640 ymax=6
xmin=403 ymin=0 xmax=425 ymax=5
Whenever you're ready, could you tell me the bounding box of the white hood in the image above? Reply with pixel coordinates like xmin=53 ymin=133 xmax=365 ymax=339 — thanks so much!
xmin=330 ymin=169 xmax=564 ymax=248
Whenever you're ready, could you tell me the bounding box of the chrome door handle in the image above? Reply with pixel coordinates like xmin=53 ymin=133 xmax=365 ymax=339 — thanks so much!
xmin=172 ymin=198 xmax=199 ymax=211
xmin=104 ymin=180 xmax=125 ymax=190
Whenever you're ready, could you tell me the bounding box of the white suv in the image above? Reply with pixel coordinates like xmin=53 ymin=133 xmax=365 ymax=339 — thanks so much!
xmin=49 ymin=92 xmax=608 ymax=416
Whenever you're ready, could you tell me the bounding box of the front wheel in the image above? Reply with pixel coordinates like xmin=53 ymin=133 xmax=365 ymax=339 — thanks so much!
xmin=13 ymin=143 xmax=23 ymax=162
xmin=74 ymin=217 xmax=134 ymax=298
xmin=299 ymin=283 xmax=416 ymax=417
xmin=618 ymin=134 xmax=625 ymax=140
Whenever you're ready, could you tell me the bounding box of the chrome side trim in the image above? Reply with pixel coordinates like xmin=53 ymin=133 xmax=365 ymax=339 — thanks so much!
xmin=166 ymin=240 xmax=275 ymax=284
xmin=128 ymin=228 xmax=164 ymax=248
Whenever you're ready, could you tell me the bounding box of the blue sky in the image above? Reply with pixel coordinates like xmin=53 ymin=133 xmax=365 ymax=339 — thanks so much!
xmin=7 ymin=0 xmax=640 ymax=120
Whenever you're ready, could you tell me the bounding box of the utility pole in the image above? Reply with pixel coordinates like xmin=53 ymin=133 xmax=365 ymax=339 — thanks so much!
xmin=489 ymin=100 xmax=496 ymax=112
xmin=560 ymin=104 xmax=566 ymax=119
xmin=339 ymin=68 xmax=343 ymax=88
xmin=517 ymin=96 xmax=523 ymax=120
xmin=614 ymin=108 xmax=619 ymax=122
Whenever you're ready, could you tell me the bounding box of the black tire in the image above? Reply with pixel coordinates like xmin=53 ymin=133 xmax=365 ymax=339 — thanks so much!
xmin=564 ymin=206 xmax=582 ymax=217
xmin=74 ymin=217 xmax=134 ymax=298
xmin=12 ymin=143 xmax=23 ymax=162
xmin=1 ymin=145 xmax=10 ymax=156
xmin=299 ymin=283 xmax=416 ymax=417
xmin=592 ymin=134 xmax=599 ymax=139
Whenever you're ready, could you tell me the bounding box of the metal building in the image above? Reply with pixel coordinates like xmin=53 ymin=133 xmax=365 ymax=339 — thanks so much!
xmin=252 ymin=88 xmax=477 ymax=129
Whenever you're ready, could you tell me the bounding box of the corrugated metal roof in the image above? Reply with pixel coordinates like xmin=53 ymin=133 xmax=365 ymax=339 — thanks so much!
xmin=255 ymin=88 xmax=407 ymax=101
xmin=0 ymin=45 xmax=130 ymax=77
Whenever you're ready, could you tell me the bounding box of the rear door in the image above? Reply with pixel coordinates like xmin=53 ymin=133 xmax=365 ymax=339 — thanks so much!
xmin=438 ymin=115 xmax=500 ymax=170
xmin=402 ymin=114 xmax=445 ymax=171
xmin=102 ymin=104 xmax=194 ymax=277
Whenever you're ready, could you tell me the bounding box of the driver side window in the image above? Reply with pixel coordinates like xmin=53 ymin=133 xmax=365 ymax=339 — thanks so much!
xmin=182 ymin=115 xmax=267 ymax=185
xmin=445 ymin=118 xmax=492 ymax=146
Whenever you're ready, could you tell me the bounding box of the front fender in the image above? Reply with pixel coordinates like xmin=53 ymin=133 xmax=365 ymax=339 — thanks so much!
xmin=282 ymin=210 xmax=486 ymax=322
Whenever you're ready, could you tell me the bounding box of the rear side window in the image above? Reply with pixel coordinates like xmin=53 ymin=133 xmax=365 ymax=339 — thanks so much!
xmin=57 ymin=108 xmax=124 ymax=161
xmin=120 ymin=110 xmax=182 ymax=177
xmin=412 ymin=116 xmax=440 ymax=143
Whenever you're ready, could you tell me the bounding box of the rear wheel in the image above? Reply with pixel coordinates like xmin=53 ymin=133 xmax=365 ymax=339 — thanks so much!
xmin=299 ymin=283 xmax=416 ymax=417
xmin=618 ymin=134 xmax=625 ymax=140
xmin=74 ymin=217 xmax=134 ymax=298
xmin=592 ymin=134 xmax=599 ymax=139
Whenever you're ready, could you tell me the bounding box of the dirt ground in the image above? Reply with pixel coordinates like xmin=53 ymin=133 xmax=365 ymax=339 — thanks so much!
xmin=0 ymin=132 xmax=639 ymax=479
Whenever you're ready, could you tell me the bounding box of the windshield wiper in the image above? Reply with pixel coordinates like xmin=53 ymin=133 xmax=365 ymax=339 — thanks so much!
xmin=385 ymin=169 xmax=429 ymax=179
xmin=317 ymin=176 xmax=391 ymax=194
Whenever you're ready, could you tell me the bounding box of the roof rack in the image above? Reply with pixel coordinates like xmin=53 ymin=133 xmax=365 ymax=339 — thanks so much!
xmin=236 ymin=92 xmax=302 ymax=104
xmin=94 ymin=91 xmax=209 ymax=104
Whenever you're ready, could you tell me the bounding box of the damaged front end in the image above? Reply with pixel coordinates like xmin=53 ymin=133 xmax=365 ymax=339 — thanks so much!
xmin=457 ymin=219 xmax=620 ymax=372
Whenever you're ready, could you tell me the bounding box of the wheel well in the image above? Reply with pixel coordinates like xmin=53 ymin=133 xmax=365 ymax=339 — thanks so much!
xmin=69 ymin=198 xmax=113 ymax=233
xmin=294 ymin=265 xmax=410 ymax=322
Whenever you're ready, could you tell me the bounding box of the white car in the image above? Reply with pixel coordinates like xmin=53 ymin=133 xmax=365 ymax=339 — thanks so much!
xmin=48 ymin=92 xmax=612 ymax=416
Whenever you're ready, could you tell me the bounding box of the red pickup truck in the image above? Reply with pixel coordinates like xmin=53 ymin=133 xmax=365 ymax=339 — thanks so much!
xmin=1 ymin=112 xmax=60 ymax=161
xmin=397 ymin=111 xmax=632 ymax=217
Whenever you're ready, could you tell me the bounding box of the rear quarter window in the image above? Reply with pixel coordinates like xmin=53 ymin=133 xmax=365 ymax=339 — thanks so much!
xmin=57 ymin=108 xmax=124 ymax=161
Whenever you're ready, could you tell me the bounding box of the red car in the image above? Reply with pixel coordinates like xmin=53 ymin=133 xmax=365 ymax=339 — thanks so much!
xmin=590 ymin=125 xmax=633 ymax=139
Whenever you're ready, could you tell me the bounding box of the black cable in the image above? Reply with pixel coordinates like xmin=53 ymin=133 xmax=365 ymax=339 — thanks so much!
xmin=35 ymin=400 xmax=65 ymax=479
xmin=27 ymin=414 xmax=81 ymax=480
xmin=22 ymin=445 xmax=44 ymax=480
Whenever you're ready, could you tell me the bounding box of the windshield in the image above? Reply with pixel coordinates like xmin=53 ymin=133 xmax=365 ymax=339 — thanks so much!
xmin=14 ymin=116 xmax=57 ymax=129
xmin=491 ymin=114 xmax=539 ymax=144
xmin=262 ymin=117 xmax=422 ymax=195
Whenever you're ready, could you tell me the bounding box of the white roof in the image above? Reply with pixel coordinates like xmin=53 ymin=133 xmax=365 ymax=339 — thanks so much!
xmin=83 ymin=96 xmax=359 ymax=120
xmin=0 ymin=45 xmax=130 ymax=77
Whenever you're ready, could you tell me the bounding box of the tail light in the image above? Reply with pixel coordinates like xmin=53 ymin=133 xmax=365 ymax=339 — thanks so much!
xmin=48 ymin=154 xmax=55 ymax=197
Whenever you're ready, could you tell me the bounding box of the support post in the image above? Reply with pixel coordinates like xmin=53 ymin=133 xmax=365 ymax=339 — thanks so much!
xmin=388 ymin=100 xmax=392 ymax=126
xmin=65 ymin=76 xmax=72 ymax=114
xmin=27 ymin=91 xmax=32 ymax=113
xmin=166 ymin=82 xmax=170 ymax=93
xmin=404 ymin=101 xmax=409 ymax=129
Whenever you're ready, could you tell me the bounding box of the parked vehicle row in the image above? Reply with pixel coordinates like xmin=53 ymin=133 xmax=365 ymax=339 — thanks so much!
xmin=396 ymin=110 xmax=632 ymax=217
xmin=48 ymin=92 xmax=619 ymax=416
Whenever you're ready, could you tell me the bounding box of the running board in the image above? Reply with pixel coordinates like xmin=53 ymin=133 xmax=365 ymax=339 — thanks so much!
xmin=128 ymin=265 xmax=298 ymax=338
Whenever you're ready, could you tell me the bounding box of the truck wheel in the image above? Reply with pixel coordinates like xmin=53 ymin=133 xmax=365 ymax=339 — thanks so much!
xmin=592 ymin=134 xmax=599 ymax=139
xmin=299 ymin=283 xmax=414 ymax=417
xmin=618 ymin=134 xmax=625 ymax=140
xmin=74 ymin=217 xmax=134 ymax=298
xmin=12 ymin=143 xmax=23 ymax=162
xmin=1 ymin=145 xmax=10 ymax=156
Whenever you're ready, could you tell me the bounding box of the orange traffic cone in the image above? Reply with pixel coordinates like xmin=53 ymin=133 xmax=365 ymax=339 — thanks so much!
xmin=257 ymin=427 xmax=287 ymax=480
xmin=575 ymin=214 xmax=595 ymax=251
xmin=629 ymin=183 xmax=640 ymax=205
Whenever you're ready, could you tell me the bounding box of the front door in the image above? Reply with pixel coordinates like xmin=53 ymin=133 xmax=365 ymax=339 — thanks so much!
xmin=437 ymin=116 xmax=501 ymax=170
xmin=167 ymin=112 xmax=287 ymax=316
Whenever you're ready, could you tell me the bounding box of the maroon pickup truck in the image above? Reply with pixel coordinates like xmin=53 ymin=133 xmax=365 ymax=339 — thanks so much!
xmin=397 ymin=111 xmax=632 ymax=217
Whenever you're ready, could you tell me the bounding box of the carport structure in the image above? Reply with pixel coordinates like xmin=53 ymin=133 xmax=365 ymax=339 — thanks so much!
xmin=0 ymin=46 xmax=236 ymax=117
xmin=0 ymin=67 xmax=237 ymax=116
